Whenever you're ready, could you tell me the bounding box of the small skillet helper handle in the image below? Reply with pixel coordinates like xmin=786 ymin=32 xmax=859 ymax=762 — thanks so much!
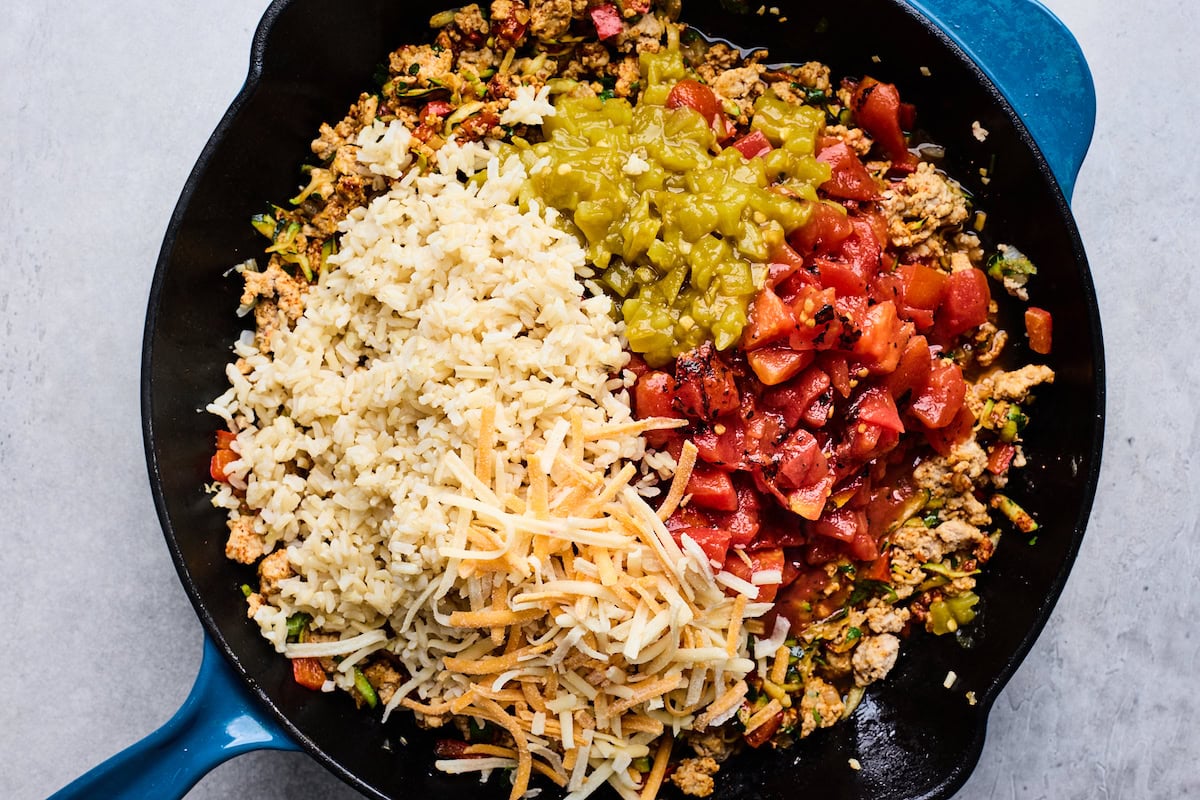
xmin=50 ymin=637 xmax=299 ymax=800
xmin=904 ymin=0 xmax=1096 ymax=200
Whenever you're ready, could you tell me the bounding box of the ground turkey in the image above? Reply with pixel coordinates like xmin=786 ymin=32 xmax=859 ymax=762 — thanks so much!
xmin=671 ymin=756 xmax=720 ymax=797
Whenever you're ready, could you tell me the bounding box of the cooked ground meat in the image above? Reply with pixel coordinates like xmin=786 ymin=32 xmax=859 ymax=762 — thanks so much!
xmin=671 ymin=756 xmax=720 ymax=797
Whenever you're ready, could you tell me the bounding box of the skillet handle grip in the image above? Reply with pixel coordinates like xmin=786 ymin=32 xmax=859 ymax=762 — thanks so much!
xmin=49 ymin=637 xmax=299 ymax=800
xmin=905 ymin=0 xmax=1096 ymax=200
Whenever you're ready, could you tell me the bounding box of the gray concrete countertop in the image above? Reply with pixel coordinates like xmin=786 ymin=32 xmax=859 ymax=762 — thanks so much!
xmin=3 ymin=1 xmax=1196 ymax=798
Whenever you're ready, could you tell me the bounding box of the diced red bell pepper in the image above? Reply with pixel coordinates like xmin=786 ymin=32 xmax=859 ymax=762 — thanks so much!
xmin=987 ymin=442 xmax=1017 ymax=475
xmin=216 ymin=430 xmax=236 ymax=449
xmin=589 ymin=4 xmax=623 ymax=40
xmin=292 ymin=657 xmax=326 ymax=690
xmin=210 ymin=448 xmax=238 ymax=482
xmin=1025 ymin=307 xmax=1053 ymax=355
xmin=817 ymin=142 xmax=882 ymax=201
xmin=851 ymin=77 xmax=920 ymax=173
xmin=731 ymin=130 xmax=773 ymax=159
xmin=685 ymin=466 xmax=739 ymax=511
xmin=419 ymin=100 xmax=455 ymax=125
xmin=743 ymin=709 xmax=784 ymax=748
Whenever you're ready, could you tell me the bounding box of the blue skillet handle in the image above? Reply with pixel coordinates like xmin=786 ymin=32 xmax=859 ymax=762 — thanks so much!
xmin=50 ymin=637 xmax=299 ymax=800
xmin=904 ymin=0 xmax=1096 ymax=200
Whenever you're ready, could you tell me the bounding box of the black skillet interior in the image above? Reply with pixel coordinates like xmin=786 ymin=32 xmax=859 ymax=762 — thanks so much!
xmin=144 ymin=1 xmax=1103 ymax=798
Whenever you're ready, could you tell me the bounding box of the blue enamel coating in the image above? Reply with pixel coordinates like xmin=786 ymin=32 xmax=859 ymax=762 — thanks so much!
xmin=904 ymin=0 xmax=1096 ymax=199
xmin=48 ymin=638 xmax=299 ymax=800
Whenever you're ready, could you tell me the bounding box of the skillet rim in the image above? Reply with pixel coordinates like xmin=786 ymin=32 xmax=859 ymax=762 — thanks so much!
xmin=141 ymin=1 xmax=1105 ymax=797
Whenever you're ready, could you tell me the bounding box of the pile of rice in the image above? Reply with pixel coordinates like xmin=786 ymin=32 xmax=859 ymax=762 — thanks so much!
xmin=211 ymin=129 xmax=645 ymax=664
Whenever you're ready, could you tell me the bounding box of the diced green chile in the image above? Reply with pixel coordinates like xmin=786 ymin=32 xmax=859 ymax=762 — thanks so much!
xmin=521 ymin=79 xmax=829 ymax=364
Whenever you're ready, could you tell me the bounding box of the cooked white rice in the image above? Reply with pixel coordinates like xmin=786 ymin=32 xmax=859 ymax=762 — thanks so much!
xmin=209 ymin=134 xmax=646 ymax=693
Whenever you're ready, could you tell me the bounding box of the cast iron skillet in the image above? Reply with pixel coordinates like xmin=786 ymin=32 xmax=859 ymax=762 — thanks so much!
xmin=54 ymin=0 xmax=1103 ymax=797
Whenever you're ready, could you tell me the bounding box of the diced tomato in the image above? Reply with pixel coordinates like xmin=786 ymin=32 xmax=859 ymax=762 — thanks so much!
xmin=216 ymin=430 xmax=236 ymax=449
xmin=785 ymin=473 xmax=835 ymax=521
xmin=861 ymin=553 xmax=891 ymax=582
xmin=666 ymin=506 xmax=713 ymax=531
xmin=937 ymin=268 xmax=991 ymax=338
xmin=743 ymin=709 xmax=784 ymax=748
xmin=588 ymin=4 xmax=623 ymax=40
xmin=731 ymin=130 xmax=773 ymax=159
xmin=210 ymin=448 xmax=238 ymax=482
xmin=817 ymin=142 xmax=882 ymax=201
xmin=822 ymin=353 xmax=852 ymax=399
xmin=723 ymin=547 xmax=785 ymax=603
xmin=667 ymin=79 xmax=721 ymax=124
xmin=883 ymin=335 xmax=932 ymax=401
xmin=788 ymin=202 xmax=854 ymax=257
xmin=854 ymin=386 xmax=905 ymax=434
xmin=776 ymin=429 xmax=827 ymax=490
xmin=711 ymin=481 xmax=761 ymax=546
xmin=742 ymin=286 xmax=798 ymax=350
xmin=911 ymin=360 xmax=967 ymax=429
xmin=634 ymin=371 xmax=679 ymax=419
xmin=762 ymin=366 xmax=831 ymax=429
xmin=634 ymin=371 xmax=683 ymax=446
xmin=813 ymin=219 xmax=883 ymax=296
xmin=766 ymin=240 xmax=812 ymax=289
xmin=675 ymin=526 xmax=734 ymax=566
xmin=292 ymin=657 xmax=326 ymax=690
xmin=925 ymin=402 xmax=976 ymax=456
xmin=787 ymin=286 xmax=841 ymax=349
xmin=692 ymin=415 xmax=747 ymax=470
xmin=1025 ymin=307 xmax=1053 ymax=355
xmin=624 ymin=352 xmax=651 ymax=379
xmin=673 ymin=343 xmax=740 ymax=422
xmin=851 ymin=77 xmax=919 ymax=173
xmin=812 ymin=506 xmax=867 ymax=543
xmin=772 ymin=562 xmax=835 ymax=630
xmin=852 ymin=300 xmax=906 ymax=373
xmin=845 ymin=531 xmax=881 ymax=561
xmin=898 ymin=263 xmax=947 ymax=311
xmin=987 ymin=442 xmax=1017 ymax=475
xmin=433 ymin=739 xmax=478 ymax=759
xmin=747 ymin=346 xmax=814 ymax=386
xmin=685 ymin=466 xmax=738 ymax=511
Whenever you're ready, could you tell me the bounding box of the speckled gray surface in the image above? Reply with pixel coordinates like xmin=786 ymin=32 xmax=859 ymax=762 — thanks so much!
xmin=2 ymin=1 xmax=1197 ymax=798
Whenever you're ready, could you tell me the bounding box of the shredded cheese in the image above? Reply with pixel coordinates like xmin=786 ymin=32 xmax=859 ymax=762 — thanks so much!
xmin=412 ymin=417 xmax=766 ymax=799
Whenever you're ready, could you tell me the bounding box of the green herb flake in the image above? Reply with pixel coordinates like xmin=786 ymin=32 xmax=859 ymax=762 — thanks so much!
xmin=408 ymin=62 xmax=421 ymax=76
xmin=846 ymin=626 xmax=862 ymax=642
